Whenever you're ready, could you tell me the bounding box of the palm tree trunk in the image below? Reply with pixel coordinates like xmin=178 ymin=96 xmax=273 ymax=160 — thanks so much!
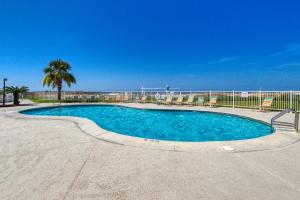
xmin=58 ymin=86 xmax=62 ymax=100
xmin=14 ymin=93 xmax=19 ymax=105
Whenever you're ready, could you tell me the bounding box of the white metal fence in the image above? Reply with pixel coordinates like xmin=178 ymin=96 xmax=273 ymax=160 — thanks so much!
xmin=0 ymin=94 xmax=14 ymax=103
xmin=27 ymin=90 xmax=300 ymax=111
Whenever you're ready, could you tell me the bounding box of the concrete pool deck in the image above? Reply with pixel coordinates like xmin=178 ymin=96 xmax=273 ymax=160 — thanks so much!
xmin=1 ymin=102 xmax=300 ymax=199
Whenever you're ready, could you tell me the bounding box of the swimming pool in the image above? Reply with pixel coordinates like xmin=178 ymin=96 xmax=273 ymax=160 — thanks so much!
xmin=21 ymin=105 xmax=273 ymax=142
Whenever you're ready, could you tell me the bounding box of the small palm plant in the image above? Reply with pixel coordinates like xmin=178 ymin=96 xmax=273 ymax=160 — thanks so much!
xmin=43 ymin=59 xmax=76 ymax=100
xmin=5 ymin=86 xmax=29 ymax=105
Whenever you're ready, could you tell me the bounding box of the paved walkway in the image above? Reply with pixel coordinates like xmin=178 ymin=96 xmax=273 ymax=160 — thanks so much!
xmin=1 ymin=103 xmax=300 ymax=200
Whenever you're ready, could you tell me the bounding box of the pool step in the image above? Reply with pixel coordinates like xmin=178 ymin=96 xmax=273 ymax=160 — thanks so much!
xmin=271 ymin=109 xmax=299 ymax=132
xmin=272 ymin=121 xmax=294 ymax=127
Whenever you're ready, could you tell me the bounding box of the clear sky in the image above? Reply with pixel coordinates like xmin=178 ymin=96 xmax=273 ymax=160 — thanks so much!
xmin=1 ymin=0 xmax=300 ymax=91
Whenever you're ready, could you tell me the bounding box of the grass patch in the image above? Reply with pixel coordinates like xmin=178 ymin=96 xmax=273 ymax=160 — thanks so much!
xmin=30 ymin=99 xmax=66 ymax=103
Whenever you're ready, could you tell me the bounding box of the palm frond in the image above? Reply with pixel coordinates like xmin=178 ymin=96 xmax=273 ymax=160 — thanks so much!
xmin=5 ymin=86 xmax=29 ymax=94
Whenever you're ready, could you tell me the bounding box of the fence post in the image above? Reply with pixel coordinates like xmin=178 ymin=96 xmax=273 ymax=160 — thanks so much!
xmin=259 ymin=89 xmax=262 ymax=110
xmin=232 ymin=90 xmax=235 ymax=108
xmin=290 ymin=90 xmax=293 ymax=109
xmin=294 ymin=112 xmax=299 ymax=133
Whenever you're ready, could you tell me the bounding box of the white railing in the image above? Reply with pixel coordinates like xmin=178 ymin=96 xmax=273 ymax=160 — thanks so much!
xmin=0 ymin=94 xmax=14 ymax=103
xmin=27 ymin=90 xmax=300 ymax=111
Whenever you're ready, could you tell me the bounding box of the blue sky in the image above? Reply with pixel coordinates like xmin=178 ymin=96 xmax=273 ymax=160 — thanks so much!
xmin=1 ymin=0 xmax=300 ymax=91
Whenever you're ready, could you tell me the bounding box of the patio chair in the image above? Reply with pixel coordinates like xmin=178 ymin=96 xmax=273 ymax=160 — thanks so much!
xmin=197 ymin=96 xmax=205 ymax=106
xmin=256 ymin=97 xmax=274 ymax=111
xmin=174 ymin=95 xmax=184 ymax=105
xmin=209 ymin=96 xmax=218 ymax=107
xmin=123 ymin=94 xmax=130 ymax=102
xmin=162 ymin=95 xmax=173 ymax=105
xmin=184 ymin=95 xmax=195 ymax=105
xmin=115 ymin=95 xmax=121 ymax=102
xmin=104 ymin=95 xmax=111 ymax=102
xmin=138 ymin=96 xmax=147 ymax=103
xmin=156 ymin=96 xmax=165 ymax=105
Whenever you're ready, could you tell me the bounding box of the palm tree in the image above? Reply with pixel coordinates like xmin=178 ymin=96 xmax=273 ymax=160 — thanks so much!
xmin=5 ymin=86 xmax=29 ymax=105
xmin=43 ymin=59 xmax=76 ymax=100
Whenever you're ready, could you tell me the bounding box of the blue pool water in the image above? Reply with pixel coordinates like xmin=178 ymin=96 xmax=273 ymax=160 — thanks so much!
xmin=21 ymin=105 xmax=273 ymax=142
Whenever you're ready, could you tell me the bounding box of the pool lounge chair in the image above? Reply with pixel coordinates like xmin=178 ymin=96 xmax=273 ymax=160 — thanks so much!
xmin=197 ymin=96 xmax=205 ymax=106
xmin=184 ymin=95 xmax=195 ymax=106
xmin=156 ymin=96 xmax=165 ymax=105
xmin=123 ymin=94 xmax=131 ymax=102
xmin=138 ymin=96 xmax=147 ymax=103
xmin=162 ymin=96 xmax=173 ymax=105
xmin=209 ymin=96 xmax=218 ymax=107
xmin=104 ymin=95 xmax=111 ymax=102
xmin=257 ymin=97 xmax=274 ymax=111
xmin=174 ymin=96 xmax=184 ymax=105
xmin=115 ymin=95 xmax=121 ymax=102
